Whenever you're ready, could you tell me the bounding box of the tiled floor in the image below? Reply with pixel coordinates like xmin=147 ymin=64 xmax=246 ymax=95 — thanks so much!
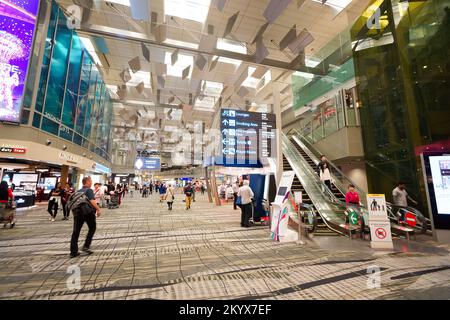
xmin=1 ymin=192 xmax=450 ymax=300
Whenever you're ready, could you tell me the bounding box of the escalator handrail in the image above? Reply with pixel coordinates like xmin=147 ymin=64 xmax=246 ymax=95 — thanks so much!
xmin=290 ymin=129 xmax=430 ymax=234
xmin=290 ymin=130 xmax=426 ymax=220
xmin=290 ymin=130 xmax=367 ymax=202
xmin=282 ymin=134 xmax=360 ymax=237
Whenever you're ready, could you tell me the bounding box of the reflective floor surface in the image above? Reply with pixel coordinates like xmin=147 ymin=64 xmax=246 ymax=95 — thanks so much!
xmin=1 ymin=192 xmax=450 ymax=300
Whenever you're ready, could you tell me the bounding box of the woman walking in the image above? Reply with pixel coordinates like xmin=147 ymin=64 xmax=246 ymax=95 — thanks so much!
xmin=166 ymin=184 xmax=175 ymax=210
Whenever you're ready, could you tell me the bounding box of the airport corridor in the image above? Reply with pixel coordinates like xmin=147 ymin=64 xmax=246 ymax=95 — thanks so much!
xmin=1 ymin=192 xmax=450 ymax=300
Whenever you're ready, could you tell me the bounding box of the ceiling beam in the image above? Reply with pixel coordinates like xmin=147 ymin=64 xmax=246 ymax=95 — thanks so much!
xmin=78 ymin=24 xmax=326 ymax=75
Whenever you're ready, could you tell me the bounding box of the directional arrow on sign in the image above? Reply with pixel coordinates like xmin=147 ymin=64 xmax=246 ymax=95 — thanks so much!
xmin=222 ymin=119 xmax=229 ymax=125
xmin=223 ymin=148 xmax=228 ymax=155
xmin=221 ymin=129 xmax=228 ymax=135
xmin=350 ymin=214 xmax=357 ymax=225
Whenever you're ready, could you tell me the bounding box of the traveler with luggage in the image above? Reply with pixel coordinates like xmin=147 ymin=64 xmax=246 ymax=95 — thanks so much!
xmin=68 ymin=176 xmax=101 ymax=258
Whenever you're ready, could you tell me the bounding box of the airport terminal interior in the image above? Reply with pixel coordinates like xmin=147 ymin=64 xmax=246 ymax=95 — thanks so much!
xmin=0 ymin=0 xmax=450 ymax=301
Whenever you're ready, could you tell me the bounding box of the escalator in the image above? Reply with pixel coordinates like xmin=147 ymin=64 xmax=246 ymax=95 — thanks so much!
xmin=288 ymin=130 xmax=430 ymax=236
xmin=281 ymin=134 xmax=362 ymax=238
xmin=282 ymin=155 xmax=339 ymax=236
xmin=289 ymin=137 xmax=345 ymax=202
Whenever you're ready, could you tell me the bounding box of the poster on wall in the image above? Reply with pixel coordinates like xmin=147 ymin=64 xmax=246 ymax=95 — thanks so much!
xmin=0 ymin=0 xmax=40 ymax=123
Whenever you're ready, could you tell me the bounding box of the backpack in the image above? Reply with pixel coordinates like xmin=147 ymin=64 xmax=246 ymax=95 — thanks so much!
xmin=184 ymin=186 xmax=193 ymax=196
xmin=67 ymin=190 xmax=95 ymax=216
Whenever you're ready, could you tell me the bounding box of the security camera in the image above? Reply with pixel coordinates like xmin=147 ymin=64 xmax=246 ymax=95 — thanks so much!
xmin=62 ymin=145 xmax=67 ymax=151
xmin=46 ymin=139 xmax=51 ymax=146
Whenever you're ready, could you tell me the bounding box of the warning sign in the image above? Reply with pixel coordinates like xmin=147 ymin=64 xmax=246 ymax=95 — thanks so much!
xmin=369 ymin=220 xmax=393 ymax=249
xmin=375 ymin=227 xmax=387 ymax=239
xmin=404 ymin=212 xmax=417 ymax=227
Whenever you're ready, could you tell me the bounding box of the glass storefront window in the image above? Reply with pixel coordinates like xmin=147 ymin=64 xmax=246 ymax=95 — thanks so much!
xmin=42 ymin=10 xmax=72 ymax=122
xmin=41 ymin=117 xmax=59 ymax=135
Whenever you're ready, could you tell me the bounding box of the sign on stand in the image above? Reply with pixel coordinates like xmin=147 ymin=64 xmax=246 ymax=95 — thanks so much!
xmin=270 ymin=171 xmax=297 ymax=243
xmin=366 ymin=194 xmax=393 ymax=249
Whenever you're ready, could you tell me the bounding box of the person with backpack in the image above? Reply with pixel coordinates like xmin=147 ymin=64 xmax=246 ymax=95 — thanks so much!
xmin=184 ymin=182 xmax=194 ymax=210
xmin=68 ymin=176 xmax=101 ymax=258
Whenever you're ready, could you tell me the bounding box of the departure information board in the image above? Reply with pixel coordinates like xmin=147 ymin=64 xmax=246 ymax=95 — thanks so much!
xmin=218 ymin=109 xmax=276 ymax=167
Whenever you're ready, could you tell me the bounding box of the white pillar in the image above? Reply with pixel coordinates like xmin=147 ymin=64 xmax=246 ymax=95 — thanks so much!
xmin=273 ymin=84 xmax=283 ymax=188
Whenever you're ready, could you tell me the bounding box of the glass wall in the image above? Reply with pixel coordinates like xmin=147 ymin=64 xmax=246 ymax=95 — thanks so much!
xmin=351 ymin=0 xmax=450 ymax=214
xmin=31 ymin=1 xmax=113 ymax=161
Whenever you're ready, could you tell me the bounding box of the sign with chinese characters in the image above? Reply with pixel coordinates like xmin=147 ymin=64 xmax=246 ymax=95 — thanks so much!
xmin=219 ymin=109 xmax=276 ymax=167
xmin=0 ymin=0 xmax=40 ymax=123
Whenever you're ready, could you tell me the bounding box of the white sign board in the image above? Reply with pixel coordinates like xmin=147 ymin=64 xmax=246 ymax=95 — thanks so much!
xmin=369 ymin=220 xmax=393 ymax=249
xmin=366 ymin=194 xmax=388 ymax=220
xmin=274 ymin=170 xmax=295 ymax=204
xmin=367 ymin=194 xmax=393 ymax=249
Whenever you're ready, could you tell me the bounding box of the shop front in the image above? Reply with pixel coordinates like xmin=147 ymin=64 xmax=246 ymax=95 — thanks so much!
xmin=0 ymin=139 xmax=102 ymax=207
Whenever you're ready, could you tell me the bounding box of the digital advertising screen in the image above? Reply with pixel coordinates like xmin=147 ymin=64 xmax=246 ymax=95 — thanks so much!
xmin=0 ymin=0 xmax=40 ymax=123
xmin=135 ymin=157 xmax=161 ymax=171
xmin=422 ymin=152 xmax=450 ymax=230
xmin=429 ymin=155 xmax=450 ymax=215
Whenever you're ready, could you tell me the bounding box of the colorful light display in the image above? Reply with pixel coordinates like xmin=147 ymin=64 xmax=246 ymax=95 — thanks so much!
xmin=0 ymin=0 xmax=39 ymax=122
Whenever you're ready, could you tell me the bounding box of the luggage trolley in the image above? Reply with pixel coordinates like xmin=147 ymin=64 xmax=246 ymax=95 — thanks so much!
xmin=0 ymin=202 xmax=16 ymax=228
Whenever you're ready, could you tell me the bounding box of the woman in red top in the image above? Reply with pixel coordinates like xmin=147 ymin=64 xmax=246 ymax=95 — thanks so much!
xmin=0 ymin=180 xmax=15 ymax=228
xmin=0 ymin=181 xmax=14 ymax=204
xmin=345 ymin=184 xmax=360 ymax=205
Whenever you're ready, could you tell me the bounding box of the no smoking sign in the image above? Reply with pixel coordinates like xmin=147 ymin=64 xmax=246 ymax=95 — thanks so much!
xmin=375 ymin=228 xmax=387 ymax=239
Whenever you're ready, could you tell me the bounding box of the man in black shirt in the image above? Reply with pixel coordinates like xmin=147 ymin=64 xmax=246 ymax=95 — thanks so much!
xmin=69 ymin=176 xmax=101 ymax=258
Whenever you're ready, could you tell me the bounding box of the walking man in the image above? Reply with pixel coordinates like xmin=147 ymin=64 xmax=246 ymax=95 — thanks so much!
xmin=69 ymin=176 xmax=101 ymax=258
xmin=184 ymin=182 xmax=194 ymax=210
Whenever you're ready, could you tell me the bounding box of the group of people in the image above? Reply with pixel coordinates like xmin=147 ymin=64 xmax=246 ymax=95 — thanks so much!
xmin=47 ymin=181 xmax=131 ymax=221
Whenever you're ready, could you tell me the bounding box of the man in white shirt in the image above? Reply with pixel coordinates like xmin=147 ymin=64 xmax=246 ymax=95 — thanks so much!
xmin=392 ymin=181 xmax=417 ymax=220
xmin=238 ymin=180 xmax=254 ymax=227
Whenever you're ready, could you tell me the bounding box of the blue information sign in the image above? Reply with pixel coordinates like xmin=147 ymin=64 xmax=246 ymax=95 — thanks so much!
xmin=135 ymin=157 xmax=161 ymax=170
xmin=218 ymin=109 xmax=276 ymax=167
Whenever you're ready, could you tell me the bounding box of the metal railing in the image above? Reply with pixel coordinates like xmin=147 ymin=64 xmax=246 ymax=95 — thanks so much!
xmin=288 ymin=129 xmax=430 ymax=234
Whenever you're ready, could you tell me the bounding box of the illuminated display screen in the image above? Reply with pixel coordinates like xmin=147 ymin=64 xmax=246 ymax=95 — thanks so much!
xmin=429 ymin=155 xmax=450 ymax=215
xmin=135 ymin=157 xmax=161 ymax=171
xmin=0 ymin=0 xmax=39 ymax=123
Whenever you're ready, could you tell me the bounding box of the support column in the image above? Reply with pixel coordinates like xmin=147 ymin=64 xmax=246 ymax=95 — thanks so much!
xmin=60 ymin=165 xmax=69 ymax=188
xmin=204 ymin=167 xmax=213 ymax=203
xmin=210 ymin=165 xmax=221 ymax=206
xmin=273 ymin=84 xmax=283 ymax=188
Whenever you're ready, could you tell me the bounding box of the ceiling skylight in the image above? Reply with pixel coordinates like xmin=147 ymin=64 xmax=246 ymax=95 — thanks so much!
xmin=313 ymin=0 xmax=353 ymax=13
xmin=164 ymin=0 xmax=211 ymax=23
xmin=164 ymin=52 xmax=194 ymax=78
xmin=202 ymin=81 xmax=223 ymax=97
xmin=242 ymin=67 xmax=258 ymax=88
xmin=163 ymin=38 xmax=199 ymax=49
xmin=129 ymin=71 xmax=151 ymax=88
xmin=216 ymin=38 xmax=247 ymax=54
xmin=215 ymin=56 xmax=241 ymax=67
xmin=105 ymin=0 xmax=130 ymax=6
xmin=79 ymin=37 xmax=102 ymax=66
